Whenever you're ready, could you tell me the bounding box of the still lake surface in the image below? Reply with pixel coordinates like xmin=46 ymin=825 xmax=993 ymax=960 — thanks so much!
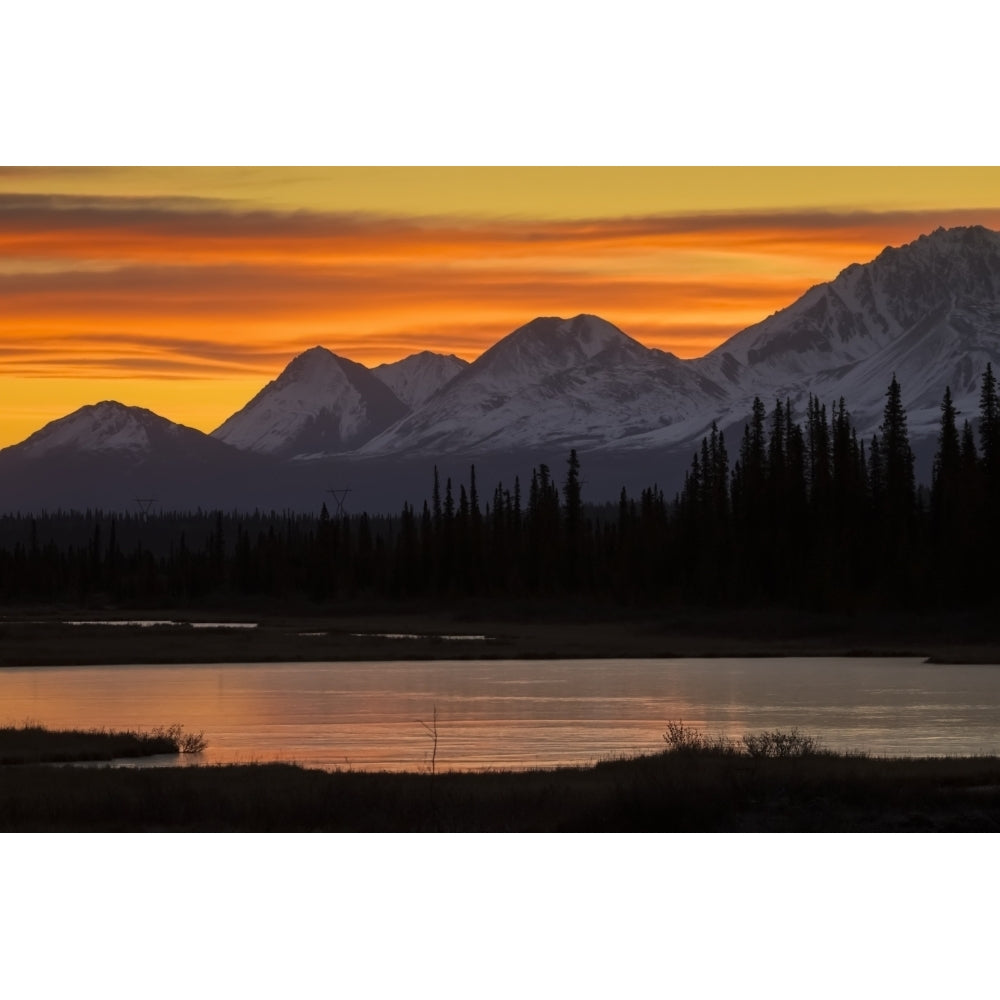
xmin=3 ymin=657 xmax=1000 ymax=770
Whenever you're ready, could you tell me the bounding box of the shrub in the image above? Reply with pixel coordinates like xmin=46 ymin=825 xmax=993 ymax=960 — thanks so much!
xmin=662 ymin=721 xmax=735 ymax=755
xmin=663 ymin=721 xmax=821 ymax=758
xmin=151 ymin=724 xmax=207 ymax=753
xmin=663 ymin=721 xmax=707 ymax=753
xmin=740 ymin=728 xmax=819 ymax=758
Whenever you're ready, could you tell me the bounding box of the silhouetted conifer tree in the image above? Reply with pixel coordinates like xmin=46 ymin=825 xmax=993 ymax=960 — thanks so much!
xmin=931 ymin=387 xmax=961 ymax=532
xmin=979 ymin=363 xmax=1000 ymax=508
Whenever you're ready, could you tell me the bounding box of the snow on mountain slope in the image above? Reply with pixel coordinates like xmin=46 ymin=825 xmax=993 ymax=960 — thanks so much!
xmin=371 ymin=351 xmax=468 ymax=408
xmin=361 ymin=315 xmax=727 ymax=455
xmin=692 ymin=225 xmax=1000 ymax=440
xmin=0 ymin=400 xmax=286 ymax=513
xmin=450 ymin=314 xmax=646 ymax=392
xmin=212 ymin=346 xmax=409 ymax=456
xmin=363 ymin=228 xmax=1000 ymax=460
xmin=10 ymin=401 xmax=210 ymax=459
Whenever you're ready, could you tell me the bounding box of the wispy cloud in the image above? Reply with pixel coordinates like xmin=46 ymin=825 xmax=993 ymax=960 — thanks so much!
xmin=3 ymin=192 xmax=1000 ymax=380
xmin=4 ymin=194 xmax=1000 ymax=261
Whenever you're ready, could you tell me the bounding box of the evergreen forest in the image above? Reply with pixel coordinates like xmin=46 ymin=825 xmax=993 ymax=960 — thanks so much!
xmin=3 ymin=367 xmax=1000 ymax=614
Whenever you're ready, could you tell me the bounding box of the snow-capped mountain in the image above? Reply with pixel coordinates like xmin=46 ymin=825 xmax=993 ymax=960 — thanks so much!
xmin=13 ymin=401 xmax=223 ymax=459
xmin=693 ymin=225 xmax=1000 ymax=439
xmin=361 ymin=315 xmax=728 ymax=455
xmin=212 ymin=346 xmax=409 ymax=456
xmin=371 ymin=351 xmax=468 ymax=409
xmin=0 ymin=401 xmax=279 ymax=512
xmin=5 ymin=225 xmax=1000 ymax=514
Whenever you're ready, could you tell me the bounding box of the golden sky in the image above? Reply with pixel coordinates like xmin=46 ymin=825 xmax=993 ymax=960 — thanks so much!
xmin=3 ymin=166 xmax=1000 ymax=448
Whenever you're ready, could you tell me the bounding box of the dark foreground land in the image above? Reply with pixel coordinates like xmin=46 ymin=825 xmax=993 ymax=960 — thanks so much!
xmin=4 ymin=731 xmax=1000 ymax=831
xmin=3 ymin=604 xmax=1000 ymax=665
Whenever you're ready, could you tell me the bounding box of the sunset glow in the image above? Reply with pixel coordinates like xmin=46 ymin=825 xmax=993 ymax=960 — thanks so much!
xmin=3 ymin=166 xmax=1000 ymax=448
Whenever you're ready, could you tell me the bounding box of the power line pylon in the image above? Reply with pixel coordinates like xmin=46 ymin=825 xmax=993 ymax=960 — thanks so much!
xmin=134 ymin=497 xmax=157 ymax=520
xmin=327 ymin=488 xmax=351 ymax=517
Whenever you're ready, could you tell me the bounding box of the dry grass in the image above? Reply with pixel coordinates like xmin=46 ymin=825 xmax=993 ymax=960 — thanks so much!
xmin=0 ymin=722 xmax=205 ymax=765
xmin=1 ymin=725 xmax=999 ymax=831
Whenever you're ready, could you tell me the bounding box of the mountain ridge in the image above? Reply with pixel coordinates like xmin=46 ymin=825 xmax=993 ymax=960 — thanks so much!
xmin=4 ymin=225 xmax=1000 ymax=511
xmin=692 ymin=224 xmax=1000 ymax=438
xmin=358 ymin=314 xmax=725 ymax=456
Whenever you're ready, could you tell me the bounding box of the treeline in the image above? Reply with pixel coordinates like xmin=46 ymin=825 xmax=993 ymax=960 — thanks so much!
xmin=671 ymin=368 xmax=1000 ymax=610
xmin=2 ymin=368 xmax=1000 ymax=612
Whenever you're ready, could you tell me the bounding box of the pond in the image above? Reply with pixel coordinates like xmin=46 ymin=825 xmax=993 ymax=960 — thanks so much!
xmin=2 ymin=657 xmax=999 ymax=771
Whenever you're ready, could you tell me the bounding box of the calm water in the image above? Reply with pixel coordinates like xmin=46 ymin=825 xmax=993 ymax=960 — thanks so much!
xmin=2 ymin=657 xmax=1000 ymax=771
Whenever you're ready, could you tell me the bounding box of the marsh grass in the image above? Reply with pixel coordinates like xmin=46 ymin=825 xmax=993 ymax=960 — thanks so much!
xmin=0 ymin=722 xmax=206 ymax=765
xmin=1 ymin=726 xmax=1000 ymax=830
xmin=149 ymin=724 xmax=208 ymax=754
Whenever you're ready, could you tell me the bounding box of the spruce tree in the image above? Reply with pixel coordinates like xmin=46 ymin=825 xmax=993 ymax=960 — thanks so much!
xmin=563 ymin=449 xmax=582 ymax=537
xmin=806 ymin=395 xmax=831 ymax=505
xmin=979 ymin=363 xmax=1000 ymax=506
xmin=562 ymin=450 xmax=584 ymax=588
xmin=879 ymin=374 xmax=916 ymax=522
xmin=871 ymin=375 xmax=917 ymax=600
xmin=931 ymin=386 xmax=961 ymax=538
xmin=432 ymin=466 xmax=442 ymax=527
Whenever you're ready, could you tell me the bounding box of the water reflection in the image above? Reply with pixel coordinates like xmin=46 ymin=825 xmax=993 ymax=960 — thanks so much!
xmin=2 ymin=657 xmax=999 ymax=772
xmin=349 ymin=632 xmax=490 ymax=640
xmin=63 ymin=620 xmax=258 ymax=629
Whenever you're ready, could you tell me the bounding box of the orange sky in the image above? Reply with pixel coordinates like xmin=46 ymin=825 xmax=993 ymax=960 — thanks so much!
xmin=3 ymin=166 xmax=1000 ymax=448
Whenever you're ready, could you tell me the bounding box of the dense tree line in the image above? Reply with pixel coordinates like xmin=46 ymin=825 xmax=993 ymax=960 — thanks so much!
xmin=2 ymin=369 xmax=1000 ymax=612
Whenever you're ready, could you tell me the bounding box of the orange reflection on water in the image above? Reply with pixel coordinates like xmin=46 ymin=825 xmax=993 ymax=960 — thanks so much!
xmin=4 ymin=656 xmax=1000 ymax=770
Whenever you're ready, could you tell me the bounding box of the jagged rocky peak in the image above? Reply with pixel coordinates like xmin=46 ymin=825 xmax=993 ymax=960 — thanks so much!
xmin=846 ymin=224 xmax=1000 ymax=306
xmin=703 ymin=225 xmax=1000 ymax=374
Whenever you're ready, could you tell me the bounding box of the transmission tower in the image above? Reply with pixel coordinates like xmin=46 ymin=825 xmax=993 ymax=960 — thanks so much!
xmin=134 ymin=497 xmax=157 ymax=520
xmin=326 ymin=488 xmax=352 ymax=517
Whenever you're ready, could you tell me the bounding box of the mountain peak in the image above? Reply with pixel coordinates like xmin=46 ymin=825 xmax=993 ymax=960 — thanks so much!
xmin=290 ymin=344 xmax=336 ymax=362
xmin=12 ymin=401 xmax=187 ymax=458
xmin=697 ymin=223 xmax=1000 ymax=438
xmin=875 ymin=223 xmax=1000 ymax=264
xmin=508 ymin=313 xmax=635 ymax=350
xmin=360 ymin=312 xmax=722 ymax=456
xmin=926 ymin=223 xmax=997 ymax=243
xmin=278 ymin=345 xmax=346 ymax=381
xmin=212 ymin=344 xmax=409 ymax=456
xmin=371 ymin=351 xmax=468 ymax=408
xmin=470 ymin=314 xmax=645 ymax=383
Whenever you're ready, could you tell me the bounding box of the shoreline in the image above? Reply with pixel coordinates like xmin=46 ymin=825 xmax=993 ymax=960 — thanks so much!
xmin=4 ymin=748 xmax=1000 ymax=831
xmin=2 ymin=607 xmax=999 ymax=666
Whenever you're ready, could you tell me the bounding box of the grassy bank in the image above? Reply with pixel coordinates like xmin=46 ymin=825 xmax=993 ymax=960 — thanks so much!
xmin=3 ymin=605 xmax=1000 ymax=665
xmin=2 ymin=726 xmax=999 ymax=830
xmin=0 ymin=722 xmax=205 ymax=765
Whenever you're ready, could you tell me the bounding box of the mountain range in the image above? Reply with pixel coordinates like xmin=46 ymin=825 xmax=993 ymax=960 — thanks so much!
xmin=3 ymin=224 xmax=1000 ymax=514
